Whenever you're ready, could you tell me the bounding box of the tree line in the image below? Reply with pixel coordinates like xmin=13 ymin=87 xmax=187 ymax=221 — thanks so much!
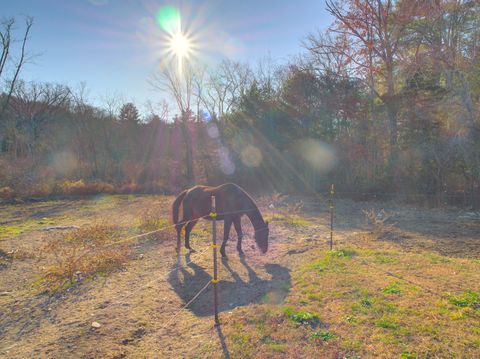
xmin=1 ymin=1 xmax=479 ymax=207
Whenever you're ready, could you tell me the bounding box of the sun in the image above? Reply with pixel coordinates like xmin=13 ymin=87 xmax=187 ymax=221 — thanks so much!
xmin=169 ymin=32 xmax=192 ymax=59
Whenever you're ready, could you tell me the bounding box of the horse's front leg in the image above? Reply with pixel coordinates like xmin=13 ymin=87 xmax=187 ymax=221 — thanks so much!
xmin=220 ymin=218 xmax=233 ymax=258
xmin=233 ymin=216 xmax=244 ymax=256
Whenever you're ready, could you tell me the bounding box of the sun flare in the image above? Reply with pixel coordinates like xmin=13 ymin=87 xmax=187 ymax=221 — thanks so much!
xmin=169 ymin=32 xmax=191 ymax=59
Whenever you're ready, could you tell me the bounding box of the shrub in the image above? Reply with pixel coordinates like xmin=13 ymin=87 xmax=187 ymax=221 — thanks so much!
xmin=25 ymin=183 xmax=55 ymax=198
xmin=40 ymin=224 xmax=129 ymax=292
xmin=118 ymin=182 xmax=139 ymax=194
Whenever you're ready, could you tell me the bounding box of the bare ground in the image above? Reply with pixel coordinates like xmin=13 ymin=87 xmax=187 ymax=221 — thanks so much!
xmin=0 ymin=194 xmax=479 ymax=358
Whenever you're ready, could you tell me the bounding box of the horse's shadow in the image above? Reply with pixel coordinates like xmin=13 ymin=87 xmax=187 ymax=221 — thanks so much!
xmin=167 ymin=254 xmax=291 ymax=317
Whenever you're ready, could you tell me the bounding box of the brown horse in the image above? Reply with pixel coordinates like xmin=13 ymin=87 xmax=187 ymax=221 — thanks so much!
xmin=172 ymin=183 xmax=269 ymax=257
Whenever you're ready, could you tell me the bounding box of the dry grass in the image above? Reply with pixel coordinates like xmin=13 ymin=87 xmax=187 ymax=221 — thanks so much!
xmin=39 ymin=224 xmax=129 ymax=292
xmin=0 ymin=186 xmax=15 ymax=200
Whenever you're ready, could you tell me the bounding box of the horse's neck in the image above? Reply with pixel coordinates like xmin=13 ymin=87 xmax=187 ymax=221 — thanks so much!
xmin=246 ymin=208 xmax=265 ymax=229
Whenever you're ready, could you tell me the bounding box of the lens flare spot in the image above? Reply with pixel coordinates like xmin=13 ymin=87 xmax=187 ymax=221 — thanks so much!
xmin=219 ymin=146 xmax=235 ymax=175
xmin=51 ymin=151 xmax=78 ymax=175
xmin=207 ymin=124 xmax=219 ymax=138
xmin=203 ymin=110 xmax=213 ymax=122
xmin=297 ymin=139 xmax=336 ymax=173
xmin=241 ymin=145 xmax=262 ymax=167
xmin=155 ymin=6 xmax=181 ymax=34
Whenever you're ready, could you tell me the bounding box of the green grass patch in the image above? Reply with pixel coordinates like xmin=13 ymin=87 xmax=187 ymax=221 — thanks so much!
xmin=369 ymin=251 xmax=398 ymax=264
xmin=0 ymin=224 xmax=25 ymax=239
xmin=305 ymin=248 xmax=357 ymax=275
xmin=0 ymin=217 xmax=58 ymax=240
xmin=328 ymin=248 xmax=357 ymax=258
xmin=284 ymin=215 xmax=310 ymax=227
xmin=375 ymin=317 xmax=399 ymax=329
xmin=400 ymin=351 xmax=418 ymax=359
xmin=382 ymin=282 xmax=402 ymax=295
xmin=448 ymin=290 xmax=479 ymax=309
xmin=283 ymin=307 xmax=320 ymax=327
xmin=311 ymin=330 xmax=336 ymax=342
xmin=424 ymin=252 xmax=451 ymax=264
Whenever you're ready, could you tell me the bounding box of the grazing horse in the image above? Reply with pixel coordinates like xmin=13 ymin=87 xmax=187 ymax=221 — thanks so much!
xmin=172 ymin=183 xmax=269 ymax=257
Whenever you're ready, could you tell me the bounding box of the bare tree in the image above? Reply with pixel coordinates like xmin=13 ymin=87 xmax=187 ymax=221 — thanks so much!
xmin=7 ymin=80 xmax=70 ymax=159
xmin=1 ymin=17 xmax=34 ymax=113
xmin=192 ymin=60 xmax=253 ymax=123
xmin=150 ymin=62 xmax=195 ymax=185
xmin=149 ymin=63 xmax=194 ymax=115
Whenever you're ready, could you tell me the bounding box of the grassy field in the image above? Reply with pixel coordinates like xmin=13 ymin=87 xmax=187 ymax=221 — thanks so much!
xmin=0 ymin=194 xmax=479 ymax=358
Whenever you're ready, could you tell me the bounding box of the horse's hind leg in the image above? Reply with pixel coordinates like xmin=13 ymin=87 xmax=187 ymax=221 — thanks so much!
xmin=233 ymin=216 xmax=244 ymax=256
xmin=175 ymin=224 xmax=184 ymax=254
xmin=220 ymin=218 xmax=233 ymax=257
xmin=184 ymin=220 xmax=198 ymax=251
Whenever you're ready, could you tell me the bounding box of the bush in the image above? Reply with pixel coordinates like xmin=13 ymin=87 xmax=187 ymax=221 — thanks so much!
xmin=118 ymin=181 xmax=139 ymax=194
xmin=61 ymin=180 xmax=116 ymax=196
xmin=40 ymin=224 xmax=129 ymax=292
xmin=25 ymin=183 xmax=56 ymax=198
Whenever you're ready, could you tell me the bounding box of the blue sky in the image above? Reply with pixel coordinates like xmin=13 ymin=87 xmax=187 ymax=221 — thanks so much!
xmin=3 ymin=0 xmax=332 ymax=110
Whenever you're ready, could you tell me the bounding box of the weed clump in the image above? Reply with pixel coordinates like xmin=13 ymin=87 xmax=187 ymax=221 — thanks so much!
xmin=40 ymin=224 xmax=129 ymax=292
xmin=139 ymin=207 xmax=169 ymax=231
xmin=363 ymin=209 xmax=397 ymax=240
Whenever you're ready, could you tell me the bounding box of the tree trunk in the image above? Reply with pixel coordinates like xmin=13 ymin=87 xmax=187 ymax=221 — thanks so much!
xmin=181 ymin=117 xmax=195 ymax=186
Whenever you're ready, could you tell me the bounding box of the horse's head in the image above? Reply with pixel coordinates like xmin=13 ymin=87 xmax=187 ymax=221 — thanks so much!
xmin=254 ymin=221 xmax=269 ymax=254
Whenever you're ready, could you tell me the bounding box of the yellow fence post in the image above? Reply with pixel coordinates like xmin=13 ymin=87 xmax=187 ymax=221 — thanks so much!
xmin=210 ymin=195 xmax=220 ymax=325
xmin=330 ymin=184 xmax=335 ymax=251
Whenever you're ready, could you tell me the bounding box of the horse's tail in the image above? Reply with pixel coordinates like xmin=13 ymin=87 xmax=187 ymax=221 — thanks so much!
xmin=172 ymin=189 xmax=188 ymax=225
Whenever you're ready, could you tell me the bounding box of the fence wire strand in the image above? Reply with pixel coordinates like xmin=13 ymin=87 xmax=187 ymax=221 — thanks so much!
xmin=105 ymin=245 xmax=212 ymax=308
xmin=157 ymin=279 xmax=212 ymax=335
